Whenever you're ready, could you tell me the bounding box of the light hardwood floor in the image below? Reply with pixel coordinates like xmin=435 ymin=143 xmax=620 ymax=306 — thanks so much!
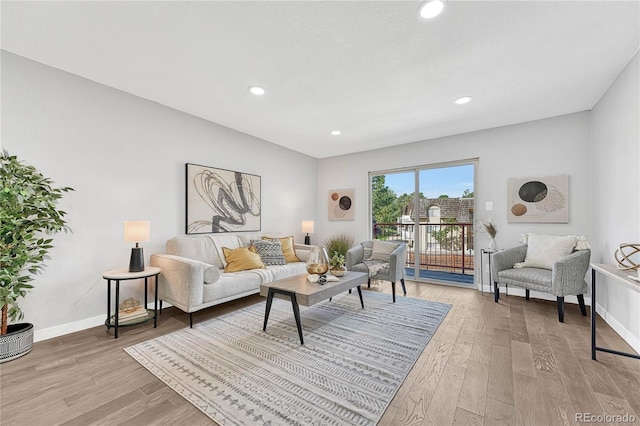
xmin=1 ymin=281 xmax=639 ymax=425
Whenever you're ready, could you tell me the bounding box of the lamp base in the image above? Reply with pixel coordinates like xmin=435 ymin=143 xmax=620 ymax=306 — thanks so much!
xmin=129 ymin=247 xmax=145 ymax=272
xmin=304 ymin=235 xmax=310 ymax=245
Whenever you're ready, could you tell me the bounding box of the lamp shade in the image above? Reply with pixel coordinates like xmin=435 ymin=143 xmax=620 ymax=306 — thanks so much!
xmin=124 ymin=221 xmax=150 ymax=243
xmin=301 ymin=221 xmax=314 ymax=234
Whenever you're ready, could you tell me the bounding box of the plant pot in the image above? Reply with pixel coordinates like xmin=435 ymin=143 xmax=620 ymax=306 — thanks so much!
xmin=330 ymin=268 xmax=346 ymax=277
xmin=0 ymin=323 xmax=34 ymax=363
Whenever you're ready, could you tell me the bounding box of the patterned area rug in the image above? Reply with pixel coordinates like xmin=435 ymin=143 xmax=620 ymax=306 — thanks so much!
xmin=125 ymin=291 xmax=450 ymax=425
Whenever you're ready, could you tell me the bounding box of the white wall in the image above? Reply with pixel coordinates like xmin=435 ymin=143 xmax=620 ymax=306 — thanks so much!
xmin=317 ymin=112 xmax=592 ymax=292
xmin=591 ymin=51 xmax=640 ymax=353
xmin=2 ymin=51 xmax=317 ymax=341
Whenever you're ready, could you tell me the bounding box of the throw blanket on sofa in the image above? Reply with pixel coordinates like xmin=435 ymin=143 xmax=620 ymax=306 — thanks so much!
xmin=363 ymin=259 xmax=389 ymax=277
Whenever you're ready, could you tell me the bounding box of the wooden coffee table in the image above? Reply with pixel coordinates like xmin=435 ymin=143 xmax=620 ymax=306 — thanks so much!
xmin=260 ymin=271 xmax=368 ymax=345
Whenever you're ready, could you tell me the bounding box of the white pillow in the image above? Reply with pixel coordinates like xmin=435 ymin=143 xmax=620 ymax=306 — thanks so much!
xmin=516 ymin=234 xmax=577 ymax=270
xmin=369 ymin=240 xmax=398 ymax=262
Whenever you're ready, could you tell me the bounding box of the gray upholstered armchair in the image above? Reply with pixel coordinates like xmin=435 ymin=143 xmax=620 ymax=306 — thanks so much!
xmin=491 ymin=244 xmax=590 ymax=322
xmin=346 ymin=240 xmax=407 ymax=302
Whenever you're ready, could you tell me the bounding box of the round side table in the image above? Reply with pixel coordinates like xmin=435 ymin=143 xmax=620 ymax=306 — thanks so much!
xmin=102 ymin=267 xmax=161 ymax=338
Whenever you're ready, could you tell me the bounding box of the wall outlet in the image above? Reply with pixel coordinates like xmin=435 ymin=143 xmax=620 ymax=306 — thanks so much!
xmin=486 ymin=201 xmax=493 ymax=211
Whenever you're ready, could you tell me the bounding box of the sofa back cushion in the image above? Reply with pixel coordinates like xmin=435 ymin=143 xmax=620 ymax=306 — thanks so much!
xmin=167 ymin=235 xmax=243 ymax=269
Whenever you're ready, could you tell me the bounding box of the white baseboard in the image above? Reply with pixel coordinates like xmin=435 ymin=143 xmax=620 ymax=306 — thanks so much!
xmin=34 ymin=314 xmax=105 ymax=342
xmin=34 ymin=301 xmax=172 ymax=342
xmin=595 ymin=303 xmax=640 ymax=354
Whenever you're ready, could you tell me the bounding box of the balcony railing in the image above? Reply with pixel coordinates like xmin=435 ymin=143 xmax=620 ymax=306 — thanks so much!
xmin=373 ymin=222 xmax=475 ymax=276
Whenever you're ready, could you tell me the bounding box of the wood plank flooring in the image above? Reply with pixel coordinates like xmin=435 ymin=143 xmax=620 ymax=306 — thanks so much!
xmin=1 ymin=281 xmax=638 ymax=425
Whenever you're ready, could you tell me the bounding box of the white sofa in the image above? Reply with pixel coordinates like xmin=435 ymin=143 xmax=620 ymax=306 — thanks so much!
xmin=150 ymin=233 xmax=313 ymax=326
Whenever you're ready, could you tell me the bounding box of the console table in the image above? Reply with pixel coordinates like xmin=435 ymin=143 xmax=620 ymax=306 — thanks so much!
xmin=590 ymin=263 xmax=640 ymax=361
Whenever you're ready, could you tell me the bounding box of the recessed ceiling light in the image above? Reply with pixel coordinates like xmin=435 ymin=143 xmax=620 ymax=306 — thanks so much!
xmin=418 ymin=0 xmax=446 ymax=20
xmin=330 ymin=130 xmax=341 ymax=136
xmin=454 ymin=96 xmax=473 ymax=105
xmin=248 ymin=86 xmax=265 ymax=95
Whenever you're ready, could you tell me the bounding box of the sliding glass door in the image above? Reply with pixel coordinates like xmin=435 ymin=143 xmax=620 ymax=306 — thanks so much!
xmin=370 ymin=160 xmax=476 ymax=285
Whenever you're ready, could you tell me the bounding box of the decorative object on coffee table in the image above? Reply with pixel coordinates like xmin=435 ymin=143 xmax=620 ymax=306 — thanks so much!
xmin=306 ymin=246 xmax=329 ymax=275
xmin=329 ymin=251 xmax=346 ymax=276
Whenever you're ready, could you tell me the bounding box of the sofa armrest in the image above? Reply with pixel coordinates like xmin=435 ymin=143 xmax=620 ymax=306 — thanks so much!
xmin=387 ymin=243 xmax=408 ymax=280
xmin=551 ymin=249 xmax=590 ymax=296
xmin=492 ymin=245 xmax=527 ymax=278
xmin=293 ymin=243 xmax=315 ymax=262
xmin=346 ymin=245 xmax=364 ymax=269
xmin=150 ymin=253 xmax=207 ymax=312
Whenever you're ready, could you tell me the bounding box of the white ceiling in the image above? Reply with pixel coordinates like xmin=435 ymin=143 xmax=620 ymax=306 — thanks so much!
xmin=1 ymin=1 xmax=638 ymax=159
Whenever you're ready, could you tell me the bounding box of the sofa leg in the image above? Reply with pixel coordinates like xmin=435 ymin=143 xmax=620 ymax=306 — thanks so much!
xmin=401 ymin=278 xmax=407 ymax=295
xmin=525 ymin=290 xmax=530 ymax=301
xmin=577 ymin=294 xmax=587 ymax=316
xmin=189 ymin=313 xmax=193 ymax=328
xmin=494 ymin=282 xmax=499 ymax=303
xmin=368 ymin=278 xmax=371 ymax=288
xmin=391 ymin=282 xmax=396 ymax=303
xmin=557 ymin=297 xmax=565 ymax=323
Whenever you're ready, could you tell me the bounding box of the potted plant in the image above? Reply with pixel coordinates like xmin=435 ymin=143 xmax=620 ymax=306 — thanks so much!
xmin=0 ymin=151 xmax=72 ymax=362
xmin=329 ymin=251 xmax=346 ymax=276
xmin=322 ymin=234 xmax=354 ymax=260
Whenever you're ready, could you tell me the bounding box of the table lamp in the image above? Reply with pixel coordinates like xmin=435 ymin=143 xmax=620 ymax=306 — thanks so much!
xmin=302 ymin=220 xmax=314 ymax=245
xmin=124 ymin=220 xmax=150 ymax=272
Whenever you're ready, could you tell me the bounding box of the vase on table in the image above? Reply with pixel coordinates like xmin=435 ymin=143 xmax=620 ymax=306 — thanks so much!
xmin=489 ymin=238 xmax=497 ymax=251
xmin=306 ymin=246 xmax=329 ymax=275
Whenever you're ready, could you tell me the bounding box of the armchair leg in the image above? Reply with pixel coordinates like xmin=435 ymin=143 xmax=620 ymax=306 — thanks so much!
xmin=557 ymin=297 xmax=565 ymax=323
xmin=189 ymin=313 xmax=193 ymax=328
xmin=494 ymin=282 xmax=499 ymax=303
xmin=368 ymin=279 xmax=371 ymax=288
xmin=577 ymin=294 xmax=587 ymax=316
xmin=525 ymin=289 xmax=530 ymax=301
xmin=391 ymin=282 xmax=396 ymax=303
xmin=401 ymin=278 xmax=407 ymax=295
xmin=159 ymin=300 xmax=163 ymax=313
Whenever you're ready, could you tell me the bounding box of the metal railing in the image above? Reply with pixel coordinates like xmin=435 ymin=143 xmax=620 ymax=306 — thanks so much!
xmin=373 ymin=222 xmax=475 ymax=275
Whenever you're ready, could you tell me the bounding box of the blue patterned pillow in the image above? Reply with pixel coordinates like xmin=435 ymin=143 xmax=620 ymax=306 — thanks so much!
xmin=250 ymin=239 xmax=286 ymax=266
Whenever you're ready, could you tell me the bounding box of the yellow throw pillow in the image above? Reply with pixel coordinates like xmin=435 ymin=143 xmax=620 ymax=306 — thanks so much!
xmin=222 ymin=247 xmax=265 ymax=272
xmin=262 ymin=236 xmax=300 ymax=263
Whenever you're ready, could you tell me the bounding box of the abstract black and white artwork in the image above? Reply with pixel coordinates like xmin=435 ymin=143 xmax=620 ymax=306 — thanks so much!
xmin=186 ymin=163 xmax=261 ymax=234
xmin=507 ymin=175 xmax=569 ymax=223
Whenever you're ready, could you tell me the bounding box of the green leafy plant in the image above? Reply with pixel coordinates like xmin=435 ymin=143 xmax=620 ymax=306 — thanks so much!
xmin=329 ymin=251 xmax=346 ymax=270
xmin=0 ymin=151 xmax=73 ymax=335
xmin=322 ymin=234 xmax=354 ymax=259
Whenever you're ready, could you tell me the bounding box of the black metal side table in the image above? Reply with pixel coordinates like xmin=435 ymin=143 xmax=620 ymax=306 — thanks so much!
xmin=102 ymin=267 xmax=161 ymax=338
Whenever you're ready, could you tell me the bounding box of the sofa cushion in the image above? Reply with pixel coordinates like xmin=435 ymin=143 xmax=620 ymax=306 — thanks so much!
xmin=516 ymin=234 xmax=577 ymax=270
xmin=262 ymin=236 xmax=300 ymax=263
xmin=222 ymin=247 xmax=265 ymax=272
xmin=167 ymin=236 xmax=219 ymax=266
xmin=369 ymin=240 xmax=398 ymax=262
xmin=250 ymin=239 xmax=286 ymax=266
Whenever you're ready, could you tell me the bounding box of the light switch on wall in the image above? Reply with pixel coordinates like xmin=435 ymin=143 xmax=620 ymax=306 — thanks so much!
xmin=486 ymin=201 xmax=493 ymax=211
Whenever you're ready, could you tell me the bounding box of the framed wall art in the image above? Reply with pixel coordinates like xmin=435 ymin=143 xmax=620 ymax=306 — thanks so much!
xmin=186 ymin=163 xmax=261 ymax=234
xmin=328 ymin=188 xmax=355 ymax=221
xmin=507 ymin=175 xmax=569 ymax=223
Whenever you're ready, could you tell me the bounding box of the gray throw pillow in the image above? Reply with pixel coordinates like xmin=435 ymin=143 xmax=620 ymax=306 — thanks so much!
xmin=251 ymin=239 xmax=286 ymax=266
